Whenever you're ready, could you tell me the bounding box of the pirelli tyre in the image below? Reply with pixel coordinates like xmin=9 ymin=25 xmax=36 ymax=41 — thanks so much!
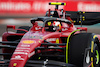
xmin=69 ymin=33 xmax=100 ymax=67
xmin=16 ymin=26 xmax=31 ymax=33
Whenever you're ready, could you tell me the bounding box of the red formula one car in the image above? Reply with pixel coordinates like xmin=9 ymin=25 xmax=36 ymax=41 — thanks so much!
xmin=0 ymin=2 xmax=100 ymax=67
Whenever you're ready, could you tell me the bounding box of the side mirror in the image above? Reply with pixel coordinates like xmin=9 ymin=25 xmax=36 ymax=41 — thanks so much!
xmin=7 ymin=25 xmax=15 ymax=30
xmin=7 ymin=25 xmax=28 ymax=33
xmin=6 ymin=25 xmax=15 ymax=32
xmin=77 ymin=27 xmax=87 ymax=31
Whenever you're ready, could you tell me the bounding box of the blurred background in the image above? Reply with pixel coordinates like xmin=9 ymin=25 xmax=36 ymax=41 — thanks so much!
xmin=0 ymin=0 xmax=100 ymax=41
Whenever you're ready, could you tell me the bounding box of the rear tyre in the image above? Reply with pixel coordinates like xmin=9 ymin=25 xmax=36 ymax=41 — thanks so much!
xmin=69 ymin=33 xmax=100 ymax=67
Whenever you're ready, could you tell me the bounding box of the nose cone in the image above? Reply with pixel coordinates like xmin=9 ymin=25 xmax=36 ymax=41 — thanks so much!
xmin=9 ymin=54 xmax=28 ymax=67
xmin=9 ymin=39 xmax=41 ymax=67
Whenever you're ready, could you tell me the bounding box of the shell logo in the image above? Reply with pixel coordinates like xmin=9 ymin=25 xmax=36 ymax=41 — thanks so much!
xmin=13 ymin=63 xmax=17 ymax=66
xmin=22 ymin=40 xmax=34 ymax=44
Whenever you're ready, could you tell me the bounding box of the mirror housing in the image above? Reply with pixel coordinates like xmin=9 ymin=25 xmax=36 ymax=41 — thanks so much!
xmin=7 ymin=25 xmax=28 ymax=33
xmin=6 ymin=25 xmax=15 ymax=32
xmin=7 ymin=25 xmax=15 ymax=30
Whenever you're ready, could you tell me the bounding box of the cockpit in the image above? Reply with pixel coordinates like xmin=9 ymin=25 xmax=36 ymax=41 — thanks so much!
xmin=30 ymin=17 xmax=71 ymax=32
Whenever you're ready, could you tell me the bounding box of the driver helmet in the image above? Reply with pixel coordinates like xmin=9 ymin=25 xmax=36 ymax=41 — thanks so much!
xmin=53 ymin=21 xmax=61 ymax=31
xmin=53 ymin=21 xmax=60 ymax=26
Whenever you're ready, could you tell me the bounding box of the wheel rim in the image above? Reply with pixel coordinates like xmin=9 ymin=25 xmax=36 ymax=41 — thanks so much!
xmin=95 ymin=50 xmax=99 ymax=65
xmin=93 ymin=43 xmax=99 ymax=66
xmin=84 ymin=44 xmax=99 ymax=67
xmin=86 ymin=51 xmax=90 ymax=64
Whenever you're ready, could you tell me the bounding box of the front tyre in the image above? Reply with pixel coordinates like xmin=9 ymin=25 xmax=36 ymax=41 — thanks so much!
xmin=69 ymin=33 xmax=100 ymax=67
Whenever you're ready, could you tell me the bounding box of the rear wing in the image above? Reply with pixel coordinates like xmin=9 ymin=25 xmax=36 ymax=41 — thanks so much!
xmin=45 ymin=11 xmax=100 ymax=25
xmin=49 ymin=2 xmax=66 ymax=9
xmin=47 ymin=2 xmax=100 ymax=25
xmin=49 ymin=2 xmax=66 ymax=5
xmin=66 ymin=11 xmax=100 ymax=25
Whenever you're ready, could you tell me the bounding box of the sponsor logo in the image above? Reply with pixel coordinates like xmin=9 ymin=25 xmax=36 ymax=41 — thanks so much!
xmin=62 ymin=28 xmax=68 ymax=31
xmin=17 ymin=47 xmax=30 ymax=50
xmin=13 ymin=63 xmax=17 ymax=66
xmin=16 ymin=47 xmax=30 ymax=50
xmin=15 ymin=50 xmax=29 ymax=52
xmin=14 ymin=52 xmax=28 ymax=55
xmin=28 ymin=51 xmax=35 ymax=58
xmin=22 ymin=40 xmax=35 ymax=44
xmin=23 ymin=35 xmax=43 ymax=39
xmin=21 ymin=45 xmax=30 ymax=47
xmin=11 ymin=55 xmax=24 ymax=60
xmin=46 ymin=38 xmax=57 ymax=42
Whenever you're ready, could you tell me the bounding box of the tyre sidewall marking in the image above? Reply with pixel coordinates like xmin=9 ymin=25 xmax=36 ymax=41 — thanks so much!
xmin=91 ymin=35 xmax=98 ymax=67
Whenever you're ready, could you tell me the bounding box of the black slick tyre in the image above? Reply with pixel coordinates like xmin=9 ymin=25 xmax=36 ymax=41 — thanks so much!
xmin=69 ymin=33 xmax=100 ymax=67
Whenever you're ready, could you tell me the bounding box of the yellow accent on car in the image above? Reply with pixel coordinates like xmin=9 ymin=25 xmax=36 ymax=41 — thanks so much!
xmin=56 ymin=38 xmax=59 ymax=44
xmin=91 ymin=41 xmax=94 ymax=53
xmin=90 ymin=35 xmax=97 ymax=67
xmin=38 ymin=57 xmax=41 ymax=59
xmin=48 ymin=22 xmax=51 ymax=26
xmin=82 ymin=16 xmax=85 ymax=19
xmin=22 ymin=40 xmax=34 ymax=44
xmin=73 ymin=21 xmax=76 ymax=23
xmin=83 ymin=12 xmax=85 ymax=14
xmin=13 ymin=63 xmax=17 ymax=66
xmin=39 ymin=41 xmax=41 ymax=43
xmin=91 ymin=35 xmax=97 ymax=53
xmin=93 ymin=35 xmax=97 ymax=39
xmin=79 ymin=21 xmax=81 ymax=23
xmin=91 ymin=57 xmax=94 ymax=67
xmin=49 ymin=2 xmax=66 ymax=5
xmin=83 ymin=19 xmax=85 ymax=21
xmin=66 ymin=29 xmax=81 ymax=63
xmin=58 ymin=24 xmax=61 ymax=31
xmin=96 ymin=50 xmax=99 ymax=64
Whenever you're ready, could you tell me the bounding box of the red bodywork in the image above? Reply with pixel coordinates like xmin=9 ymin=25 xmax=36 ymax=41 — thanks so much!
xmin=2 ymin=4 xmax=100 ymax=67
xmin=2 ymin=19 xmax=100 ymax=67
xmin=2 ymin=19 xmax=77 ymax=67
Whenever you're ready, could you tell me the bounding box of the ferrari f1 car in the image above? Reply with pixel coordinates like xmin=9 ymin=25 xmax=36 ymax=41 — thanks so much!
xmin=0 ymin=2 xmax=100 ymax=67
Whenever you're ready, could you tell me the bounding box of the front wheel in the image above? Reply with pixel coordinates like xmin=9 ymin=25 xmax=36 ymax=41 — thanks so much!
xmin=69 ymin=33 xmax=100 ymax=67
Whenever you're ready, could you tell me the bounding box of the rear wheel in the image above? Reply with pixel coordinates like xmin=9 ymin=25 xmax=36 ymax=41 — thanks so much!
xmin=69 ymin=33 xmax=100 ymax=67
